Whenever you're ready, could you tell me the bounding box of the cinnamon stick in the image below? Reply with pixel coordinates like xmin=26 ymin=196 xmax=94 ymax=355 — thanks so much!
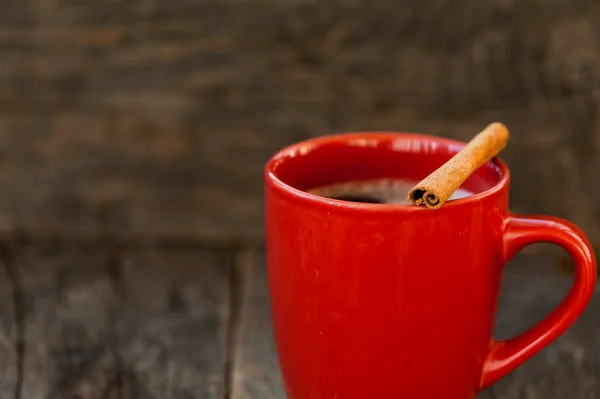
xmin=407 ymin=122 xmax=509 ymax=209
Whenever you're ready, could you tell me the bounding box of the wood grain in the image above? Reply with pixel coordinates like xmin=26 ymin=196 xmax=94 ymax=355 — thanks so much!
xmin=0 ymin=0 xmax=599 ymax=248
xmin=231 ymin=250 xmax=285 ymax=399
xmin=0 ymin=241 xmax=232 ymax=399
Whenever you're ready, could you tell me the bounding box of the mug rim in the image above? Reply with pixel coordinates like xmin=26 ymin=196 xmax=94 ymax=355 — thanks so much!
xmin=265 ymin=132 xmax=510 ymax=213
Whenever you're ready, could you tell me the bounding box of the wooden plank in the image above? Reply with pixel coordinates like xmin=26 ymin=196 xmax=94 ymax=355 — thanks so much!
xmin=0 ymin=0 xmax=600 ymax=247
xmin=233 ymin=250 xmax=599 ymax=399
xmin=0 ymin=241 xmax=232 ymax=399
xmin=232 ymin=250 xmax=285 ymax=399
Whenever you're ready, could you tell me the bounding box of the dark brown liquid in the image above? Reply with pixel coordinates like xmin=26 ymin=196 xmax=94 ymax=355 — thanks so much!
xmin=328 ymin=194 xmax=383 ymax=204
xmin=308 ymin=178 xmax=472 ymax=204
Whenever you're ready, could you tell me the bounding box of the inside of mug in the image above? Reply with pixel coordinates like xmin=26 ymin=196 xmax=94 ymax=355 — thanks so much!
xmin=270 ymin=134 xmax=504 ymax=199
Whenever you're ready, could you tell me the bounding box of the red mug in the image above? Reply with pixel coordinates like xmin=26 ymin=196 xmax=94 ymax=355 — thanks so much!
xmin=264 ymin=132 xmax=597 ymax=399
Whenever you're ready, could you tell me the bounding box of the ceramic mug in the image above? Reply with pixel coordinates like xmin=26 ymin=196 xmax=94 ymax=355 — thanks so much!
xmin=264 ymin=132 xmax=596 ymax=399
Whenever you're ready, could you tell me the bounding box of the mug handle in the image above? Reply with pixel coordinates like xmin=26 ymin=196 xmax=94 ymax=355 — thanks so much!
xmin=479 ymin=214 xmax=597 ymax=389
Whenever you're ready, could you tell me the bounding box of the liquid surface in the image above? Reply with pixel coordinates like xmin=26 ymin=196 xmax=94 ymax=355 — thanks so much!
xmin=307 ymin=178 xmax=473 ymax=204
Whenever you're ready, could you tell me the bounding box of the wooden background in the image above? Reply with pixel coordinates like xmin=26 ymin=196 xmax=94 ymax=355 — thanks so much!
xmin=0 ymin=0 xmax=599 ymax=251
xmin=0 ymin=1 xmax=600 ymax=398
